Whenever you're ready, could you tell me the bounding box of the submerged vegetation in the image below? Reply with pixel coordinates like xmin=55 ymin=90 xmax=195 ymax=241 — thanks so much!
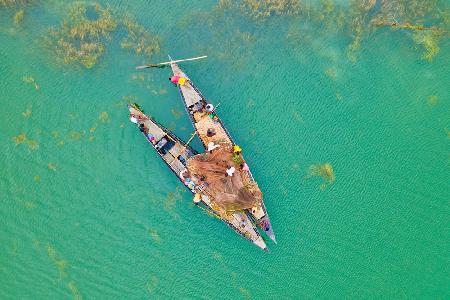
xmin=48 ymin=3 xmax=117 ymax=68
xmin=211 ymin=0 xmax=449 ymax=62
xmin=238 ymin=0 xmax=300 ymax=19
xmin=121 ymin=16 xmax=160 ymax=57
xmin=47 ymin=2 xmax=160 ymax=69
xmin=308 ymin=163 xmax=335 ymax=190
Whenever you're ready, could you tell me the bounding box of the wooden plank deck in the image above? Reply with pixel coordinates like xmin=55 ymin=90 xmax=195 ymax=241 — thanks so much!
xmin=193 ymin=111 xmax=232 ymax=147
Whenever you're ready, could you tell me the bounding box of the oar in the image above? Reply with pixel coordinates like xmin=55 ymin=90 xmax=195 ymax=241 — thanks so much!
xmin=136 ymin=55 xmax=207 ymax=70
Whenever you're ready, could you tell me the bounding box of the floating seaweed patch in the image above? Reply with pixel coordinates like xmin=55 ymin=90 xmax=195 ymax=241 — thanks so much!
xmin=22 ymin=76 xmax=40 ymax=90
xmin=51 ymin=131 xmax=60 ymax=139
xmin=238 ymin=0 xmax=301 ymax=19
xmin=99 ymin=111 xmax=109 ymax=123
xmin=26 ymin=139 xmax=39 ymax=150
xmin=308 ymin=163 xmax=335 ymax=189
xmin=146 ymin=226 xmax=161 ymax=244
xmin=48 ymin=3 xmax=117 ymax=69
xmin=239 ymin=287 xmax=252 ymax=299
xmin=46 ymin=244 xmax=67 ymax=279
xmin=0 ymin=0 xmax=31 ymax=7
xmin=33 ymin=175 xmax=40 ymax=182
xmin=13 ymin=9 xmax=24 ymax=25
xmin=324 ymin=67 xmax=337 ymax=79
xmin=146 ymin=275 xmax=159 ymax=295
xmin=246 ymin=99 xmax=256 ymax=109
xmin=19 ymin=199 xmax=33 ymax=209
xmin=68 ymin=281 xmax=82 ymax=300
xmin=121 ymin=16 xmax=160 ymax=57
xmin=292 ymin=111 xmax=303 ymax=122
xmin=69 ymin=131 xmax=82 ymax=140
xmin=13 ymin=133 xmax=26 ymax=144
xmin=48 ymin=163 xmax=57 ymax=171
xmin=212 ymin=251 xmax=223 ymax=261
xmin=413 ymin=30 xmax=441 ymax=62
xmin=163 ymin=187 xmax=183 ymax=212
xmin=170 ymin=108 xmax=183 ymax=119
xmin=427 ymin=95 xmax=438 ymax=106
xmin=132 ymin=73 xmax=145 ymax=81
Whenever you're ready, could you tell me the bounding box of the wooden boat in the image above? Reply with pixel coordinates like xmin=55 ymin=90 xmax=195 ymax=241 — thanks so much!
xmin=167 ymin=59 xmax=276 ymax=243
xmin=127 ymin=103 xmax=268 ymax=251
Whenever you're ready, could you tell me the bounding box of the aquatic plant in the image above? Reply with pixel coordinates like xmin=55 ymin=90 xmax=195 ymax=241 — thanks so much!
xmin=13 ymin=133 xmax=26 ymax=144
xmin=13 ymin=9 xmax=24 ymax=24
xmin=0 ymin=0 xmax=30 ymax=6
xmin=369 ymin=0 xmax=448 ymax=61
xmin=26 ymin=139 xmax=39 ymax=150
xmin=68 ymin=281 xmax=82 ymax=300
xmin=121 ymin=16 xmax=160 ymax=57
xmin=239 ymin=0 xmax=301 ymax=19
xmin=48 ymin=3 xmax=117 ymax=68
xmin=99 ymin=111 xmax=109 ymax=123
xmin=308 ymin=163 xmax=335 ymax=189
xmin=48 ymin=163 xmax=57 ymax=171
xmin=22 ymin=76 xmax=39 ymax=90
xmin=413 ymin=30 xmax=441 ymax=61
xmin=346 ymin=0 xmax=376 ymax=62
xmin=22 ymin=105 xmax=32 ymax=117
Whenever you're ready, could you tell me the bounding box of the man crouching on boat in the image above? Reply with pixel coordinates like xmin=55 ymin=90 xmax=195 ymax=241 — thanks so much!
xmin=169 ymin=75 xmax=187 ymax=86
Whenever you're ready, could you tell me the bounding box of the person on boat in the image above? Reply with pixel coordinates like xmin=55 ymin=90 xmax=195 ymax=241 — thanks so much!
xmin=206 ymin=128 xmax=216 ymax=137
xmin=205 ymin=103 xmax=214 ymax=113
xmin=185 ymin=177 xmax=195 ymax=190
xmin=130 ymin=114 xmax=138 ymax=124
xmin=240 ymin=162 xmax=249 ymax=172
xmin=225 ymin=166 xmax=235 ymax=177
xmin=147 ymin=133 xmax=156 ymax=144
xmin=169 ymin=76 xmax=187 ymax=86
xmin=193 ymin=193 xmax=201 ymax=205
xmin=233 ymin=145 xmax=242 ymax=155
xmin=139 ymin=123 xmax=147 ymax=134
xmin=207 ymin=142 xmax=220 ymax=153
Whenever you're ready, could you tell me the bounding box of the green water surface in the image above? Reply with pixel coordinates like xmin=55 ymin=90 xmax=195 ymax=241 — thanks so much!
xmin=1 ymin=1 xmax=449 ymax=299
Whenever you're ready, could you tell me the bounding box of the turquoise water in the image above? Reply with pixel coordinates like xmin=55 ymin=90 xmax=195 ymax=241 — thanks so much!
xmin=1 ymin=1 xmax=449 ymax=299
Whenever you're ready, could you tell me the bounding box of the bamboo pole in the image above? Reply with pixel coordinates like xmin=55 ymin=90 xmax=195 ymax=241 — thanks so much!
xmin=168 ymin=131 xmax=197 ymax=165
xmin=136 ymin=55 xmax=207 ymax=70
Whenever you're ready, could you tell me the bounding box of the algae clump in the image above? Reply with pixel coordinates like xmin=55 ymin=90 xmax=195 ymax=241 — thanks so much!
xmin=413 ymin=30 xmax=441 ymax=62
xmin=239 ymin=0 xmax=301 ymax=19
xmin=13 ymin=133 xmax=26 ymax=144
xmin=121 ymin=16 xmax=160 ymax=57
xmin=48 ymin=3 xmax=117 ymax=68
xmin=13 ymin=9 xmax=24 ymax=25
xmin=308 ymin=163 xmax=335 ymax=189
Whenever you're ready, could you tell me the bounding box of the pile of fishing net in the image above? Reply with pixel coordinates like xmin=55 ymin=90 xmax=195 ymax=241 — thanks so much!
xmin=187 ymin=146 xmax=262 ymax=212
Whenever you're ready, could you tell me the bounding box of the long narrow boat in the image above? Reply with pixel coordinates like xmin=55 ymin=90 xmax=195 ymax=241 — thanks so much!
xmin=168 ymin=60 xmax=276 ymax=243
xmin=127 ymin=103 xmax=268 ymax=250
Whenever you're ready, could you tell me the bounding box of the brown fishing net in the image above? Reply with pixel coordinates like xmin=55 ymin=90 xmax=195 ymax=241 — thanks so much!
xmin=187 ymin=146 xmax=262 ymax=212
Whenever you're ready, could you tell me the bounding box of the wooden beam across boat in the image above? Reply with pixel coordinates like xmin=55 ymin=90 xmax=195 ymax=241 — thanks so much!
xmin=136 ymin=55 xmax=207 ymax=70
